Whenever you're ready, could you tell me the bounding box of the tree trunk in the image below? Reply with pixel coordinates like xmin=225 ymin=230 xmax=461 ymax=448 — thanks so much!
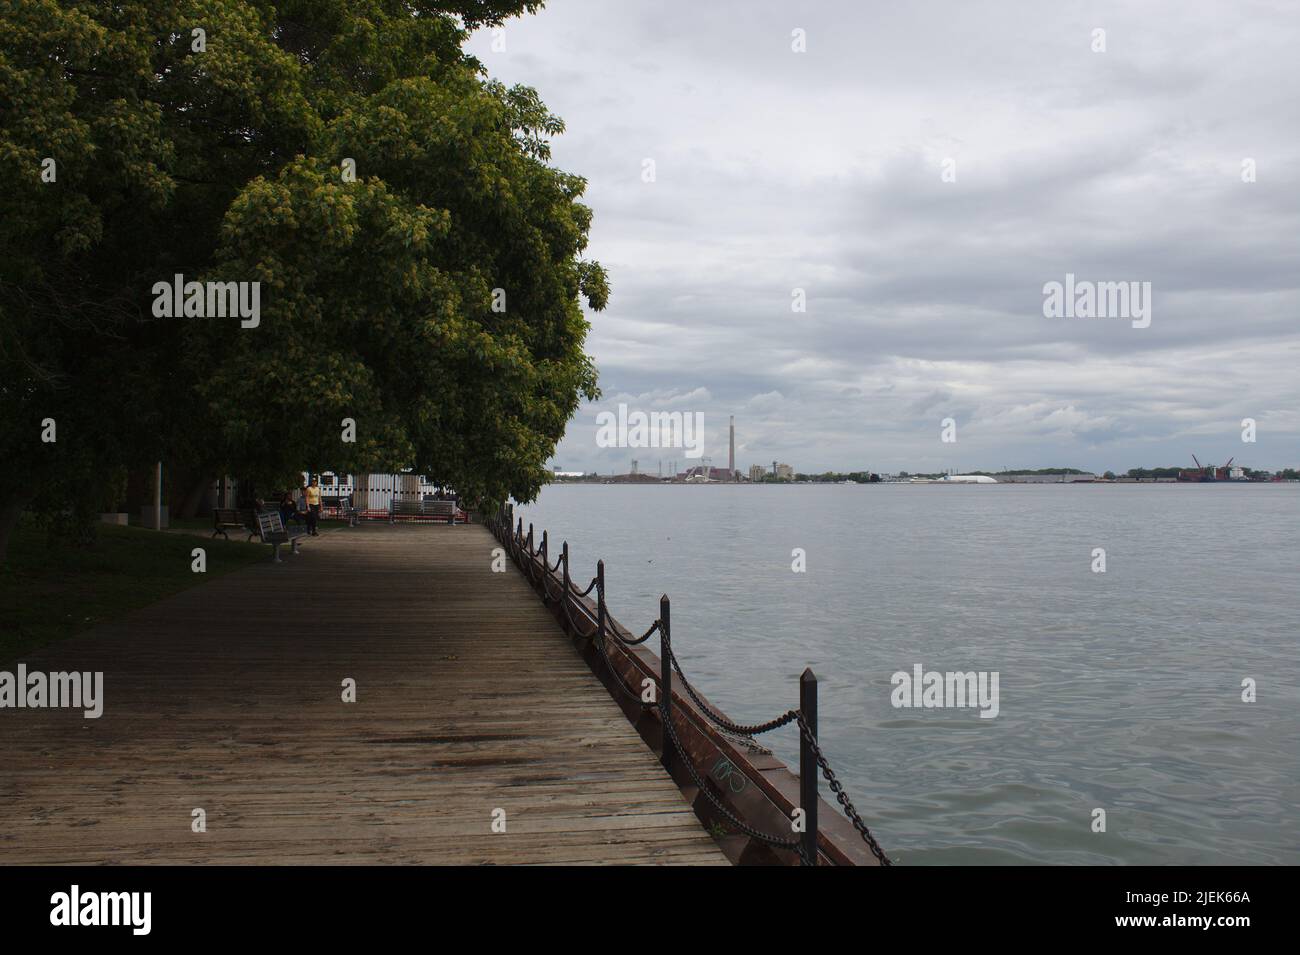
xmin=0 ymin=490 xmax=34 ymax=567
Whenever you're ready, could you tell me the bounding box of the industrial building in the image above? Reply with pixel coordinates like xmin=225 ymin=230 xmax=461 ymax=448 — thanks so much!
xmin=1179 ymin=456 xmax=1248 ymax=482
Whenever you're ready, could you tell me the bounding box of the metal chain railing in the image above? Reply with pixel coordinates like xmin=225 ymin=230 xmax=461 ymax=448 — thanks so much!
xmin=716 ymin=725 xmax=774 ymax=757
xmin=593 ymin=628 xmax=654 ymax=708
xmin=666 ymin=646 xmax=799 ymax=737
xmin=796 ymin=713 xmax=892 ymax=866
xmin=612 ymin=619 xmax=658 ymax=646
xmin=558 ymin=584 xmax=599 ymax=640
xmin=487 ymin=504 xmax=891 ymax=867
xmin=659 ymin=697 xmax=807 ymax=861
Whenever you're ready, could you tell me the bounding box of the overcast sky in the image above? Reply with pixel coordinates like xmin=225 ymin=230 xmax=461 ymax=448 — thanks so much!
xmin=467 ymin=0 xmax=1299 ymax=474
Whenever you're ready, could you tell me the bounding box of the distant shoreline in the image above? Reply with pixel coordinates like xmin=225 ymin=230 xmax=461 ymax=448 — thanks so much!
xmin=548 ymin=479 xmax=1298 ymax=486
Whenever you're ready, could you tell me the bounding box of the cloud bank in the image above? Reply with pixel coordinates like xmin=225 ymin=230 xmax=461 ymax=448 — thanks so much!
xmin=468 ymin=0 xmax=1299 ymax=473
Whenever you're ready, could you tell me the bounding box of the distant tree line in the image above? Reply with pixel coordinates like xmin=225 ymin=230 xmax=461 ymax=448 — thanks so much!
xmin=769 ymin=466 xmax=1298 ymax=483
xmin=1122 ymin=466 xmax=1291 ymax=479
xmin=968 ymin=468 xmax=1090 ymax=476
xmin=788 ymin=472 xmax=882 ymax=483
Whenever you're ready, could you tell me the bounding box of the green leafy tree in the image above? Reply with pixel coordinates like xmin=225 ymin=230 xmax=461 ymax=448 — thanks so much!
xmin=0 ymin=0 xmax=604 ymax=562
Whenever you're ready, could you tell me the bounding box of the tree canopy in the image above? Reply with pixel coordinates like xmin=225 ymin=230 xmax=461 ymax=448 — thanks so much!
xmin=0 ymin=0 xmax=605 ymax=558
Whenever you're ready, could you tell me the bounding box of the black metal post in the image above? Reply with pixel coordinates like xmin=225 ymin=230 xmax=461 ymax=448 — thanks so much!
xmin=561 ymin=541 xmax=570 ymax=624
xmin=800 ymin=667 xmax=819 ymax=866
xmin=539 ymin=531 xmax=548 ymax=597
xmin=660 ymin=595 xmax=672 ymax=772
xmin=596 ymin=560 xmax=606 ymax=645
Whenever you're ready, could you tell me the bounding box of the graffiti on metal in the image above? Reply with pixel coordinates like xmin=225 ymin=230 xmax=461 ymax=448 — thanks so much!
xmin=711 ymin=756 xmax=749 ymax=794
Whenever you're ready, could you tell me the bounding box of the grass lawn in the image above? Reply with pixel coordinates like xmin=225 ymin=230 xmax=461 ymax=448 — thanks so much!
xmin=158 ymin=515 xmax=219 ymax=531
xmin=0 ymin=519 xmax=268 ymax=665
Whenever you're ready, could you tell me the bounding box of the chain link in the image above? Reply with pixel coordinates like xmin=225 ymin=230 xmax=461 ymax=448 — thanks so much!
xmin=613 ymin=619 xmax=658 ymax=645
xmin=667 ymin=647 xmax=799 ymax=737
xmin=659 ymin=699 xmax=807 ymax=861
xmin=559 ymin=590 xmax=598 ymax=640
xmin=795 ymin=713 xmax=891 ymax=866
xmin=593 ymin=625 xmax=653 ymax=708
xmin=571 ymin=575 xmax=599 ymax=598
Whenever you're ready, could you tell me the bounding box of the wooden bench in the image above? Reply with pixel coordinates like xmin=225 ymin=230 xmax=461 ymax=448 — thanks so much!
xmin=389 ymin=498 xmax=458 ymax=524
xmin=213 ymin=507 xmax=258 ymax=541
xmin=255 ymin=510 xmax=308 ymax=562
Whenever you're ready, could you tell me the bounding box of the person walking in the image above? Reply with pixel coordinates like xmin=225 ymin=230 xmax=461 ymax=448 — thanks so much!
xmin=304 ymin=476 xmax=322 ymax=536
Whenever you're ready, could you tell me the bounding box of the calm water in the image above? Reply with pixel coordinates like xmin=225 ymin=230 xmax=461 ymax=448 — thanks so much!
xmin=516 ymin=483 xmax=1299 ymax=865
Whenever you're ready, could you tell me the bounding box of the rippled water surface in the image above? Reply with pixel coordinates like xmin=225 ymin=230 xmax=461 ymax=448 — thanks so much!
xmin=517 ymin=483 xmax=1299 ymax=865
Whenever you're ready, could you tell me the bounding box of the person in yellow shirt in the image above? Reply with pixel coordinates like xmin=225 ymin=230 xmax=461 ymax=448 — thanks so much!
xmin=303 ymin=477 xmax=322 ymax=536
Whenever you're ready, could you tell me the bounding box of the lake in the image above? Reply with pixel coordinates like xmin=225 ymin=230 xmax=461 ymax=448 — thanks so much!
xmin=516 ymin=482 xmax=1299 ymax=865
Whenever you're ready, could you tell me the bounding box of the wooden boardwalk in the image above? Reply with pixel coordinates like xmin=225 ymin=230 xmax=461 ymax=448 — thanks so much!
xmin=0 ymin=523 xmax=726 ymax=865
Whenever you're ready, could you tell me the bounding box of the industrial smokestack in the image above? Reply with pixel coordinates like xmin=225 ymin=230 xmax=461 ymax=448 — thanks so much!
xmin=728 ymin=416 xmax=735 ymax=481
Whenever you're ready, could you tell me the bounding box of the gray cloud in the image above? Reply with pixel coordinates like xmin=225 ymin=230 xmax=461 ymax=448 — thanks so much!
xmin=469 ymin=0 xmax=1299 ymax=474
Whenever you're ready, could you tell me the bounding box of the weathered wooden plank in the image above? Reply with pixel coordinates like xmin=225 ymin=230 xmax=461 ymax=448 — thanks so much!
xmin=0 ymin=524 xmax=726 ymax=865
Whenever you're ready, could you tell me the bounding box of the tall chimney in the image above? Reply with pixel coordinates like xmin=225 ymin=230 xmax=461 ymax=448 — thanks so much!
xmin=728 ymin=416 xmax=735 ymax=481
